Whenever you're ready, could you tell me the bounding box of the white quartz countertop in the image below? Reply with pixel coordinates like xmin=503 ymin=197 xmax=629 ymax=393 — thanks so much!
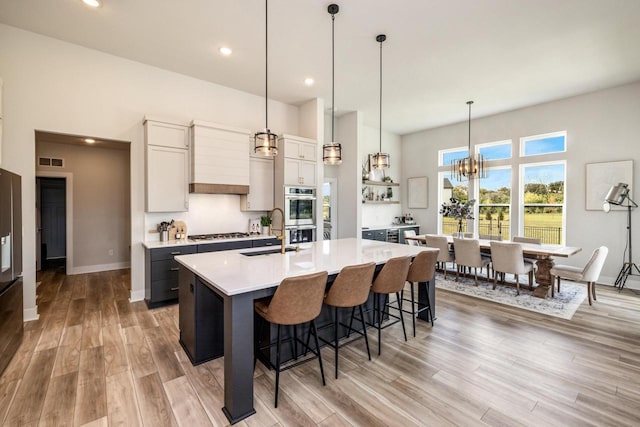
xmin=362 ymin=224 xmax=419 ymax=231
xmin=175 ymin=238 xmax=436 ymax=296
xmin=142 ymin=234 xmax=276 ymax=249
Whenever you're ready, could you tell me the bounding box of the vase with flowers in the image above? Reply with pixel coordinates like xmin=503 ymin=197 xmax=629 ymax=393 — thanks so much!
xmin=440 ymin=197 xmax=475 ymax=237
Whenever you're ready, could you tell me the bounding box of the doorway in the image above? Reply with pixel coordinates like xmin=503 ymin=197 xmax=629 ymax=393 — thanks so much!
xmin=36 ymin=177 xmax=67 ymax=271
xmin=323 ymin=179 xmax=338 ymax=240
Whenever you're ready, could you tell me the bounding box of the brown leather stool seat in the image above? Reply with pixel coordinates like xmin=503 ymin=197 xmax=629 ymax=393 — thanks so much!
xmin=254 ymin=271 xmax=328 ymax=407
xmin=401 ymin=250 xmax=439 ymax=335
xmin=368 ymin=256 xmax=412 ymax=355
xmin=321 ymin=262 xmax=376 ymax=379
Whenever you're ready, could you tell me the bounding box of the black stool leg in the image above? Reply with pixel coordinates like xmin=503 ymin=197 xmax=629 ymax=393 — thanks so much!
xmin=310 ymin=320 xmax=326 ymax=385
xmin=334 ymin=306 xmax=339 ymax=379
xmin=359 ymin=304 xmax=371 ymax=361
xmin=275 ymin=324 xmax=281 ymax=408
xmin=346 ymin=306 xmax=356 ymax=338
xmin=376 ymin=293 xmax=382 ymax=356
xmin=425 ymin=282 xmax=433 ymax=326
xmin=396 ymin=292 xmax=407 ymax=342
xmin=292 ymin=325 xmax=298 ymax=360
xmin=410 ymin=282 xmax=416 ymax=337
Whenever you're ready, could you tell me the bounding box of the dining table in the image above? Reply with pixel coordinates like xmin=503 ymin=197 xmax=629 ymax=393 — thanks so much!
xmin=174 ymin=237 xmax=437 ymax=424
xmin=405 ymin=234 xmax=582 ymax=298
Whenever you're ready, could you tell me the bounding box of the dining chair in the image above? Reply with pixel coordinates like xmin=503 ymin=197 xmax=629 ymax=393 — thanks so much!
xmin=369 ymin=256 xmax=412 ymax=355
xmin=322 ymin=262 xmax=376 ymax=378
xmin=425 ymin=234 xmax=455 ymax=279
xmin=401 ymin=250 xmax=439 ymax=334
xmin=404 ymin=229 xmax=422 ymax=246
xmin=550 ymin=246 xmax=608 ymax=304
xmin=254 ymin=271 xmax=328 ymax=407
xmin=453 ymin=238 xmax=491 ymax=285
xmin=513 ymin=236 xmax=542 ymax=266
xmin=489 ymin=241 xmax=535 ymax=295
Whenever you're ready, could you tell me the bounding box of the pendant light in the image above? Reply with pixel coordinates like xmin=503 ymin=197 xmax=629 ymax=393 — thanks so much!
xmin=451 ymin=100 xmax=486 ymax=180
xmin=372 ymin=34 xmax=390 ymax=169
xmin=323 ymin=4 xmax=342 ymax=165
xmin=253 ymin=0 xmax=278 ymax=156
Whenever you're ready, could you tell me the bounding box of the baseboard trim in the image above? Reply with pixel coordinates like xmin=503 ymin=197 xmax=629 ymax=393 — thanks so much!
xmin=68 ymin=261 xmax=131 ymax=275
xmin=129 ymin=289 xmax=145 ymax=302
xmin=24 ymin=307 xmax=39 ymax=322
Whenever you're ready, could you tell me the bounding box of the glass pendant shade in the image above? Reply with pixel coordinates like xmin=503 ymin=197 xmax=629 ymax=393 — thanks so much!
xmin=253 ymin=129 xmax=278 ymax=156
xmin=323 ymin=142 xmax=342 ymax=165
xmin=451 ymin=100 xmax=486 ymax=180
xmin=373 ymin=152 xmax=390 ymax=169
xmin=323 ymin=4 xmax=342 ymax=165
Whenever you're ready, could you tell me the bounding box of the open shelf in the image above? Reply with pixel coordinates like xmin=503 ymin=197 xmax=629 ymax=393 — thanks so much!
xmin=363 ymin=180 xmax=399 ymax=187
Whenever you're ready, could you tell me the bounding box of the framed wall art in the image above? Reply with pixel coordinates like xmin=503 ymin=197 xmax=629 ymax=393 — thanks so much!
xmin=408 ymin=176 xmax=428 ymax=209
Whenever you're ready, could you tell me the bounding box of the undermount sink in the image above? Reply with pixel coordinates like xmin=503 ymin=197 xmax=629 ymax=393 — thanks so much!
xmin=241 ymin=247 xmax=298 ymax=256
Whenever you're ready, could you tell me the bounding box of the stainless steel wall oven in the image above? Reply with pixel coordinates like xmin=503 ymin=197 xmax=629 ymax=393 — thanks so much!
xmin=284 ymin=186 xmax=316 ymax=226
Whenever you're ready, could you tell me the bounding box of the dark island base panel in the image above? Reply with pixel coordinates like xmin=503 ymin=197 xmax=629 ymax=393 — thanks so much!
xmin=179 ymin=267 xmax=436 ymax=368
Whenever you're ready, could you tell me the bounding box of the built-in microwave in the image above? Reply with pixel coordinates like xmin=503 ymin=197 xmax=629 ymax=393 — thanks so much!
xmin=286 ymin=225 xmax=316 ymax=245
xmin=284 ymin=186 xmax=316 ymax=226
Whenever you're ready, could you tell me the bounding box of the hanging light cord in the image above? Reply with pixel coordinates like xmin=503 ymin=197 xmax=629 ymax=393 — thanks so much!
xmin=331 ymin=11 xmax=335 ymax=142
xmin=379 ymin=38 xmax=383 ymax=153
xmin=468 ymin=101 xmax=472 ymax=154
xmin=265 ymin=0 xmax=269 ymax=130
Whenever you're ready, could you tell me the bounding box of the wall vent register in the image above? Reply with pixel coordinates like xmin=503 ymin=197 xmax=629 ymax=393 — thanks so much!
xmin=38 ymin=157 xmax=64 ymax=167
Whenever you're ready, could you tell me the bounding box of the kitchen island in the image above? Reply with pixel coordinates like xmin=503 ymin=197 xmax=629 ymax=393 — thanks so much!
xmin=174 ymin=238 xmax=436 ymax=424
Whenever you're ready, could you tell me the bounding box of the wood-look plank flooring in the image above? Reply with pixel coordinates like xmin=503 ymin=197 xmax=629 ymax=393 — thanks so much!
xmin=2 ymin=267 xmax=640 ymax=426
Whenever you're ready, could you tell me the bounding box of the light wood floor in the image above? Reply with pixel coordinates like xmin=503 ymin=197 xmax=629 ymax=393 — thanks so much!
xmin=2 ymin=268 xmax=640 ymax=426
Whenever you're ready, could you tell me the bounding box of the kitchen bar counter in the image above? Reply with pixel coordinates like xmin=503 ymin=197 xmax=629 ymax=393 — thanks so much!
xmin=174 ymin=238 xmax=437 ymax=423
xmin=142 ymin=234 xmax=276 ymax=249
xmin=362 ymin=223 xmax=420 ymax=231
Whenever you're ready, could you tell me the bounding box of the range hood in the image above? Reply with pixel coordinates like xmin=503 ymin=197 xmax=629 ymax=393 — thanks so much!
xmin=189 ymin=183 xmax=249 ymax=195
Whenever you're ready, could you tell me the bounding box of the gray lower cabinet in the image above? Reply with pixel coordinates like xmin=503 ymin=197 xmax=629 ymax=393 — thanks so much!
xmin=362 ymin=226 xmax=420 ymax=243
xmin=145 ymin=245 xmax=196 ymax=308
xmin=178 ymin=266 xmax=224 ymax=364
xmin=252 ymin=238 xmax=280 ymax=247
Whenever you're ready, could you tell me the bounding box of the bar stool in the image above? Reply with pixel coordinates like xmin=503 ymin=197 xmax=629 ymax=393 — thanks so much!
xmin=254 ymin=271 xmax=328 ymax=407
xmin=369 ymin=256 xmax=412 ymax=355
xmin=321 ymin=262 xmax=376 ymax=379
xmin=401 ymin=250 xmax=439 ymax=335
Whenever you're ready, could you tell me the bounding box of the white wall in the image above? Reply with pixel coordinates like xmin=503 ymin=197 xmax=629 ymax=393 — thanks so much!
xmin=401 ymin=81 xmax=640 ymax=287
xmin=361 ymin=125 xmax=402 ymax=227
xmin=0 ymin=24 xmax=299 ymax=319
xmin=334 ymin=111 xmax=363 ymax=238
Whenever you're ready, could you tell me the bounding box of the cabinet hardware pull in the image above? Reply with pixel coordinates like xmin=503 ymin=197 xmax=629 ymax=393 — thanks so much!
xmin=170 ymin=267 xmax=180 ymax=271
xmin=170 ymin=287 xmax=179 ymax=291
xmin=170 ymin=251 xmax=181 ymax=255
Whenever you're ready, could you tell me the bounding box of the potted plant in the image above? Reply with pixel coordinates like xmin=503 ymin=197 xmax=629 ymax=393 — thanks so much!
xmin=440 ymin=197 xmax=475 ymax=237
xmin=260 ymin=215 xmax=271 ymax=235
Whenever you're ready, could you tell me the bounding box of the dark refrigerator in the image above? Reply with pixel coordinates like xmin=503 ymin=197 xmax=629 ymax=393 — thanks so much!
xmin=0 ymin=168 xmax=23 ymax=375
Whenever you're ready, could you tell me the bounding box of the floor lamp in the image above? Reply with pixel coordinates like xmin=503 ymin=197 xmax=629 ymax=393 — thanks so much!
xmin=603 ymin=182 xmax=640 ymax=290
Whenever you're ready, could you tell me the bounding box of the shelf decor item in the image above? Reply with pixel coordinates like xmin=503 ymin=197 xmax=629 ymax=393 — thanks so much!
xmin=451 ymin=101 xmax=486 ymax=180
xmin=252 ymin=0 xmax=278 ymax=156
xmin=323 ymin=4 xmax=342 ymax=165
xmin=372 ymin=34 xmax=390 ymax=169
xmin=440 ymin=197 xmax=475 ymax=236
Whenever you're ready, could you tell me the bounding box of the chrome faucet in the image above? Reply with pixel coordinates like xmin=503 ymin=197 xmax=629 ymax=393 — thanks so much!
xmin=269 ymin=207 xmax=286 ymax=254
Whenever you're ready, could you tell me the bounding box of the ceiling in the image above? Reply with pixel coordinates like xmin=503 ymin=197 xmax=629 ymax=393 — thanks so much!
xmin=2 ymin=0 xmax=640 ymax=135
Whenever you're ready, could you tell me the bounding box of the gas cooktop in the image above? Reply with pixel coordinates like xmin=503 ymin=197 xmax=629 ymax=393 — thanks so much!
xmin=188 ymin=232 xmax=251 ymax=241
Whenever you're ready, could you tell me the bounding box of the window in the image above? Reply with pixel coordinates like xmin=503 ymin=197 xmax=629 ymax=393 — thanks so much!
xmin=478 ymin=140 xmax=512 ymax=160
xmin=478 ymin=167 xmax=511 ymax=240
xmin=521 ymin=131 xmax=566 ymax=157
xmin=439 ymin=147 xmax=468 ymax=167
xmin=438 ymin=171 xmax=469 ymax=235
xmin=520 ymin=161 xmax=566 ymax=244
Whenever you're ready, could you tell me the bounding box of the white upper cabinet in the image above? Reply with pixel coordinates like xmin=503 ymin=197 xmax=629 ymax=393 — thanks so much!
xmin=190 ymin=121 xmax=250 ymax=194
xmin=240 ymin=156 xmax=274 ymax=211
xmin=277 ymin=135 xmax=318 ymax=187
xmin=144 ymin=117 xmax=189 ymax=212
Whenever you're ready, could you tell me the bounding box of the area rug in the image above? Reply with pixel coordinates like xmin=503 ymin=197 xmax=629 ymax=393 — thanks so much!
xmin=435 ymin=272 xmax=587 ymax=320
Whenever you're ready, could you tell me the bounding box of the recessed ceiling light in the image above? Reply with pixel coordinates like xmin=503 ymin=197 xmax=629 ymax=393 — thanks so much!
xmin=84 ymin=138 xmax=96 ymax=144
xmin=82 ymin=0 xmax=102 ymax=8
xmin=219 ymin=47 xmax=232 ymax=56
xmin=304 ymin=77 xmax=314 ymax=86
